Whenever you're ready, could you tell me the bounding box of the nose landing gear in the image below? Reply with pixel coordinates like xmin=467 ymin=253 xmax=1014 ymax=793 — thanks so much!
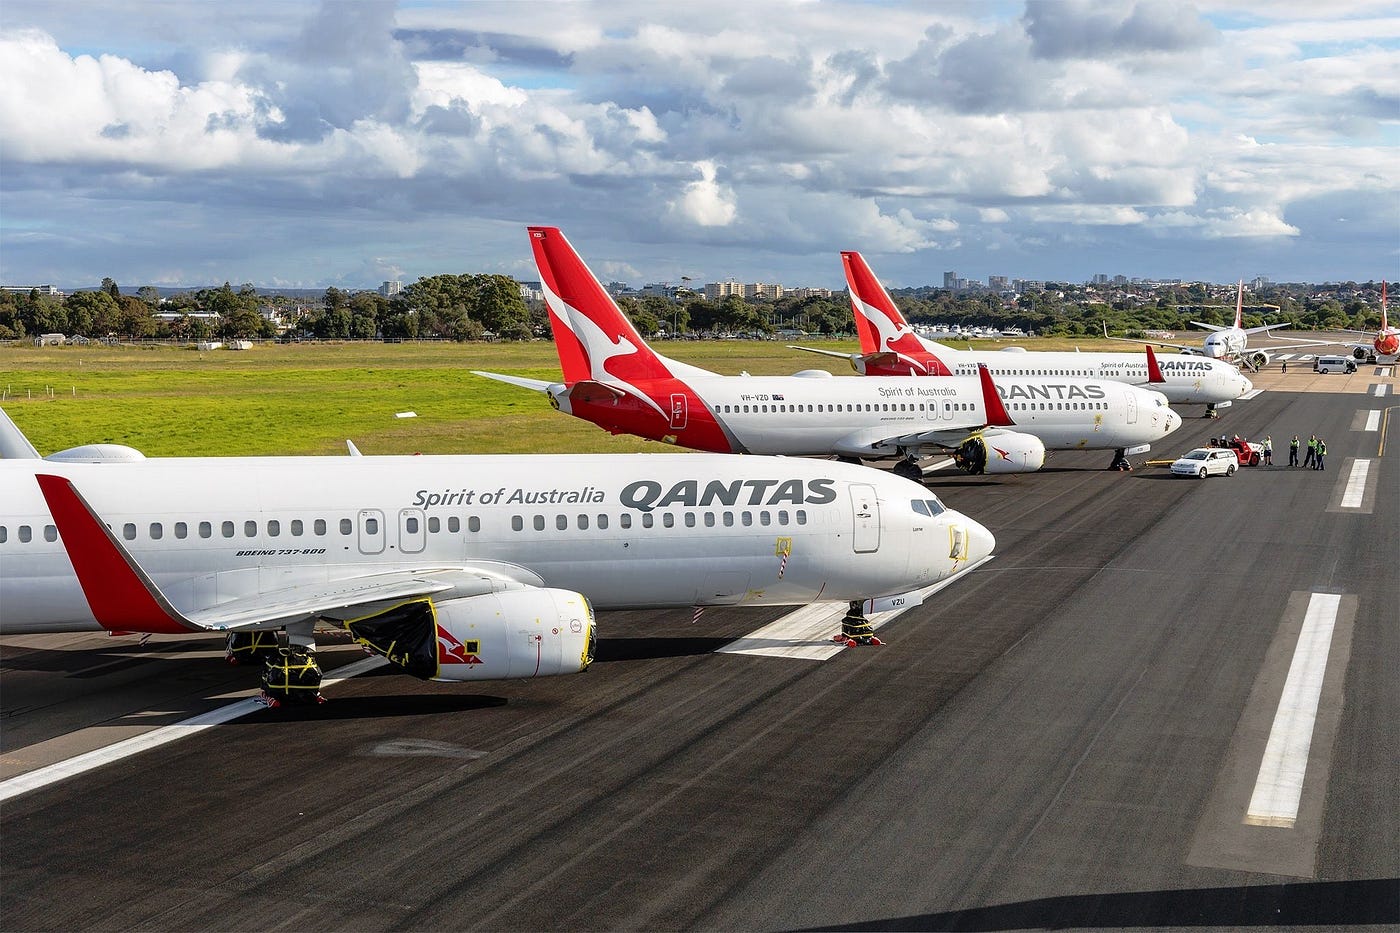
xmin=831 ymin=600 xmax=884 ymax=648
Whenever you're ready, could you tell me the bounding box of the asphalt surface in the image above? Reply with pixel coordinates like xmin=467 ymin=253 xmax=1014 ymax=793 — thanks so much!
xmin=2 ymin=367 xmax=1397 ymax=931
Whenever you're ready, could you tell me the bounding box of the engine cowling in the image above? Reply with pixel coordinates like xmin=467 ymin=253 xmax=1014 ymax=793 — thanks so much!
xmin=954 ymin=431 xmax=1046 ymax=474
xmin=342 ymin=588 xmax=595 ymax=682
xmin=1246 ymin=350 xmax=1271 ymax=369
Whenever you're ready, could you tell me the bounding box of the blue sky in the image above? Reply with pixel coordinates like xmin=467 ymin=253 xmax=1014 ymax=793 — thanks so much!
xmin=1 ymin=0 xmax=1396 ymax=291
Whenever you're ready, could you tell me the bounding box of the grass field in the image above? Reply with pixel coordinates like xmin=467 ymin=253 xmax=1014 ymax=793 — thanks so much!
xmin=1 ymin=336 xmax=1126 ymax=457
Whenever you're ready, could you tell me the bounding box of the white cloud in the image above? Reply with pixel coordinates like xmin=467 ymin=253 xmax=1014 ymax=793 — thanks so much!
xmin=667 ymin=161 xmax=738 ymax=227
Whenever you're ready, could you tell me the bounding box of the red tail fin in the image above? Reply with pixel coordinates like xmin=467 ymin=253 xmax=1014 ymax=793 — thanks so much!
xmin=841 ymin=251 xmax=952 ymax=375
xmin=977 ymin=364 xmax=1014 ymax=426
xmin=528 ymin=227 xmax=673 ymax=386
xmin=36 ymin=474 xmax=192 ymax=634
xmin=1145 ymin=344 xmax=1165 ymax=383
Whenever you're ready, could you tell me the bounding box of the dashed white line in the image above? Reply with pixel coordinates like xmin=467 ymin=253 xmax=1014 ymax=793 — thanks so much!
xmin=1373 ymin=384 xmax=1390 ymax=397
xmin=1364 ymin=410 xmax=1381 ymax=432
xmin=1340 ymin=460 xmax=1371 ymax=509
xmin=0 ymin=655 xmax=387 ymax=802
xmin=1245 ymin=593 xmax=1342 ymax=828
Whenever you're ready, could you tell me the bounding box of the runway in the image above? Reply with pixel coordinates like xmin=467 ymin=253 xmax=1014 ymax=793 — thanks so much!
xmin=2 ymin=367 xmax=1397 ymax=930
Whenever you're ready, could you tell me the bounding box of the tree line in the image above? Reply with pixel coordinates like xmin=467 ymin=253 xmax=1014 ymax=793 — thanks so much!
xmin=0 ymin=275 xmax=1388 ymax=343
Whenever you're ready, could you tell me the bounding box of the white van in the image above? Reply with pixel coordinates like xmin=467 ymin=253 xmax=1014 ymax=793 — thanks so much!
xmin=1314 ymin=355 xmax=1357 ymax=374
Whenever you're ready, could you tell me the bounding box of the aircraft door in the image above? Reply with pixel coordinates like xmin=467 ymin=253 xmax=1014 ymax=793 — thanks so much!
xmin=850 ymin=483 xmax=880 ymax=553
xmin=1125 ymin=390 xmax=1137 ymax=424
xmin=358 ymin=509 xmax=385 ymax=555
xmin=399 ymin=508 xmax=426 ymax=554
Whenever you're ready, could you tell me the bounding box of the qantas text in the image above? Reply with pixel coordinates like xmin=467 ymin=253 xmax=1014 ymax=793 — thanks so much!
xmin=620 ymin=478 xmax=837 ymax=512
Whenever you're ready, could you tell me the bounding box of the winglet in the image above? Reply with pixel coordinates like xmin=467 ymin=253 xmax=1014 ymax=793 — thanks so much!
xmin=977 ymin=364 xmax=1014 ymax=426
xmin=35 ymin=474 xmax=195 ymax=634
xmin=1145 ymin=344 xmax=1165 ymax=383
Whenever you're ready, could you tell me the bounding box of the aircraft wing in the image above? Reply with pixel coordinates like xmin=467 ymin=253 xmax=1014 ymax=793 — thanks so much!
xmin=1101 ymin=323 xmax=1204 ymax=354
xmin=35 ymin=472 xmax=542 ymax=635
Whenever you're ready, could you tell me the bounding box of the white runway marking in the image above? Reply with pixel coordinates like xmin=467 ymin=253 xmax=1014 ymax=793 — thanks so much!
xmin=0 ymin=655 xmax=387 ymax=802
xmin=1373 ymin=384 xmax=1390 ymax=396
xmin=1240 ymin=389 xmax=1264 ymax=400
xmin=1364 ymin=410 xmax=1381 ymax=432
xmin=719 ymin=557 xmax=992 ymax=660
xmin=1339 ymin=460 xmax=1371 ymax=509
xmin=1245 ymin=593 xmax=1341 ymax=828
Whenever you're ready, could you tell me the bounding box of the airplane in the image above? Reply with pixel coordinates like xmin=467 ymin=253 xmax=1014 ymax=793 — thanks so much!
xmin=1336 ymin=281 xmax=1398 ymax=364
xmin=0 ymin=408 xmax=994 ymax=703
xmin=1105 ymin=281 xmax=1328 ymax=371
xmin=791 ymin=251 xmax=1254 ymax=417
xmin=474 ymin=227 xmax=1180 ymax=477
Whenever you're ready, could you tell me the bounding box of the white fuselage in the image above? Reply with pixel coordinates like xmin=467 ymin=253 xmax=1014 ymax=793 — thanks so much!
xmin=668 ymin=373 xmax=1179 ymax=457
xmin=0 ymin=454 xmax=992 ymax=635
xmin=933 ymin=347 xmax=1252 ymax=405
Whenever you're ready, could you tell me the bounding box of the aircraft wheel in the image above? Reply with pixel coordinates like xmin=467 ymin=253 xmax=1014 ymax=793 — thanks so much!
xmin=261 ymin=646 xmax=324 ymax=705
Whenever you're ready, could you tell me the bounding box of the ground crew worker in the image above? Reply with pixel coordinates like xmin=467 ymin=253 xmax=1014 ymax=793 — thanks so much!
xmin=1262 ymin=435 xmax=1273 ymax=466
xmin=1289 ymin=435 xmax=1300 ymax=467
xmin=1303 ymin=434 xmax=1317 ymax=469
xmin=1315 ymin=438 xmax=1327 ymax=471
xmin=1282 ymin=361 xmax=1287 ymax=373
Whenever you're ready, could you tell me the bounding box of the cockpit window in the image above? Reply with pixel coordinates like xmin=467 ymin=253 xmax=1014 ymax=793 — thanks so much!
xmin=911 ymin=500 xmax=930 ymax=517
xmin=925 ymin=498 xmax=946 ymax=516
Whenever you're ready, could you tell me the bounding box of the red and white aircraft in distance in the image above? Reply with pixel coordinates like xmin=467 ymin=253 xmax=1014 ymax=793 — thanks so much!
xmin=1107 ymin=281 xmax=1328 ymax=371
xmin=792 ymin=251 xmax=1253 ymax=415
xmin=0 ymin=408 xmax=993 ymax=703
xmin=1339 ymin=281 xmax=1398 ymax=364
xmin=476 ymin=227 xmax=1180 ymax=478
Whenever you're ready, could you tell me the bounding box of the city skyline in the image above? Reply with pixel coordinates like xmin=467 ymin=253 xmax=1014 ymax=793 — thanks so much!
xmin=1 ymin=1 xmax=1397 ymax=291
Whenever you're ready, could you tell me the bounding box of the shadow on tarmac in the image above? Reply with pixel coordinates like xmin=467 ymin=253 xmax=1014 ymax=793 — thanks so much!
xmin=806 ymin=877 xmax=1399 ymax=930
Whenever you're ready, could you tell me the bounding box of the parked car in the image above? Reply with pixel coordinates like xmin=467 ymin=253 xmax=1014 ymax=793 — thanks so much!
xmin=1171 ymin=447 xmax=1239 ymax=478
xmin=1314 ymin=355 xmax=1357 ymax=374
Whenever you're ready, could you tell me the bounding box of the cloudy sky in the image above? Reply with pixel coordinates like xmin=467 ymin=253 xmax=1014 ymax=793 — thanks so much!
xmin=1 ymin=1 xmax=1396 ymax=291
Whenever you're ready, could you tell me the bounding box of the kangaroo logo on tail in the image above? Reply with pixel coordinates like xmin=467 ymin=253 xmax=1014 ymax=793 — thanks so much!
xmin=842 ymin=252 xmax=953 ymax=376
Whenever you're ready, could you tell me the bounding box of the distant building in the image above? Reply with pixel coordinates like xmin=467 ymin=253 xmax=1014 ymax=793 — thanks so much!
xmin=988 ymin=275 xmax=1010 ymax=291
xmin=943 ymin=271 xmax=958 ymax=289
xmin=787 ymin=287 xmax=833 ymax=299
xmin=3 ymin=284 xmax=65 ymax=297
xmin=1091 ymin=274 xmax=1109 ymax=285
xmin=744 ymin=283 xmax=784 ymax=300
xmin=704 ymin=281 xmax=744 ymax=299
xmin=379 ymin=280 xmax=402 ymax=297
xmin=517 ymin=280 xmax=543 ymax=302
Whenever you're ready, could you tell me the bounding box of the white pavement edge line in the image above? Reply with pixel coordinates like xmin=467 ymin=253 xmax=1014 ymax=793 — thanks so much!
xmin=1364 ymin=410 xmax=1382 ymax=432
xmin=719 ymin=556 xmax=994 ymax=660
xmin=0 ymin=655 xmax=387 ymax=803
xmin=1244 ymin=593 xmax=1341 ymax=828
xmin=1240 ymin=389 xmax=1265 ymax=400
xmin=1340 ymin=460 xmax=1371 ymax=509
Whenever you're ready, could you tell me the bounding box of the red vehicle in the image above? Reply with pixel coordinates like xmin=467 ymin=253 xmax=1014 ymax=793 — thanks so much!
xmin=1209 ymin=435 xmax=1263 ymax=466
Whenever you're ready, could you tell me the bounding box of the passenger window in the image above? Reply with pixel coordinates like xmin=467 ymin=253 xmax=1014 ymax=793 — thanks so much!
xmin=364 ymin=517 xmax=378 ymax=535
xmin=291 ymin=519 xmax=303 ymax=536
xmin=684 ymin=513 xmax=695 ymax=528
xmin=557 ymin=515 xmax=568 ymax=531
xmin=466 ymin=516 xmax=478 ymax=532
xmin=150 ymin=522 xmax=163 ymax=540
xmin=245 ymin=520 xmax=258 ymax=537
xmin=315 ymin=519 xmax=327 ymax=535
xmin=742 ymin=511 xmax=753 ymax=526
xmin=44 ymin=525 xmax=57 ymax=542
xmin=0 ymin=527 xmax=7 ymax=544
xmin=760 ymin=511 xmax=771 ymax=526
xmin=704 ymin=512 xmax=715 ymax=527
xmin=723 ymin=512 xmax=734 ymax=527
xmin=339 ymin=518 xmax=352 ymax=535
xmin=200 ymin=521 xmax=212 ymax=538
xmin=268 ymin=520 xmax=281 ymax=536
xmin=511 ymin=515 xmax=523 ymax=531
xmin=578 ymin=514 xmax=590 ymax=530
xmin=796 ymin=510 xmax=807 ymax=525
xmin=175 ymin=521 xmax=187 ymax=539
xmin=642 ymin=513 xmax=654 ymax=528
xmin=121 ymin=523 xmax=135 ymax=541
xmin=597 ymin=514 xmax=608 ymax=530
xmin=450 ymin=516 xmax=463 ymax=532
xmin=427 ymin=516 xmax=440 ymax=533
xmin=778 ymin=510 xmax=789 ymax=525
xmin=405 ymin=517 xmax=418 ymax=534
xmin=20 ymin=525 xmax=34 ymax=543
xmin=620 ymin=514 xmax=632 ymax=529
xmin=534 ymin=515 xmax=545 ymax=531
xmin=663 ymin=513 xmax=674 ymax=528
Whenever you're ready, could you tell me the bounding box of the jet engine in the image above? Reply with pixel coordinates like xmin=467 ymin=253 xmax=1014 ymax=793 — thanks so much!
xmin=953 ymin=431 xmax=1045 ymax=474
xmin=1245 ymin=350 xmax=1271 ymax=370
xmin=341 ymin=588 xmax=595 ymax=682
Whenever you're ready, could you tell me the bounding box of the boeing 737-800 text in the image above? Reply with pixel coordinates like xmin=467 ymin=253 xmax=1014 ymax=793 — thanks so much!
xmin=0 ymin=410 xmax=992 ymax=702
xmin=475 ymin=227 xmax=1180 ymax=478
xmin=790 ymin=251 xmax=1254 ymax=416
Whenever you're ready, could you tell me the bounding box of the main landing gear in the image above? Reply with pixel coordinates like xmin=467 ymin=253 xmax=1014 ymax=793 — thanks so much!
xmin=832 ymin=599 xmax=883 ymax=648
xmin=247 ymin=623 xmax=325 ymax=707
xmin=892 ymin=456 xmax=923 ymax=481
